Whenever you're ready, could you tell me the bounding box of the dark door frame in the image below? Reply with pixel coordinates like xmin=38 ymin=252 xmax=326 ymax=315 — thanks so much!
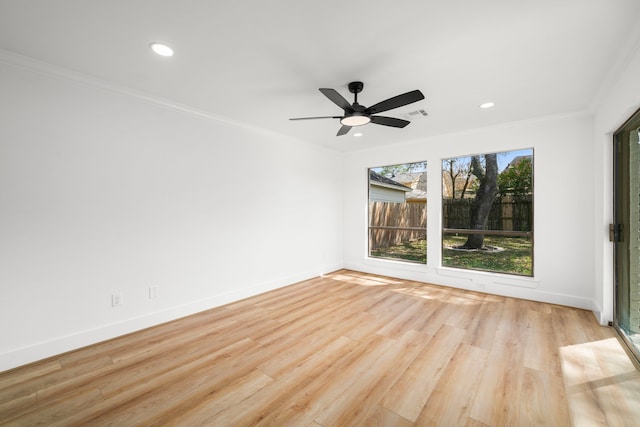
xmin=612 ymin=107 xmax=640 ymax=365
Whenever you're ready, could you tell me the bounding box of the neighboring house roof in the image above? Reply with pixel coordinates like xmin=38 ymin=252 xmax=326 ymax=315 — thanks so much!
xmin=369 ymin=170 xmax=412 ymax=192
xmin=394 ymin=171 xmax=427 ymax=201
xmin=394 ymin=172 xmax=427 ymax=191
xmin=505 ymin=155 xmax=533 ymax=169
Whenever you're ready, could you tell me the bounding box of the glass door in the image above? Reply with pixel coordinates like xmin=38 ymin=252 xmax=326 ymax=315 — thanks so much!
xmin=613 ymin=108 xmax=640 ymax=363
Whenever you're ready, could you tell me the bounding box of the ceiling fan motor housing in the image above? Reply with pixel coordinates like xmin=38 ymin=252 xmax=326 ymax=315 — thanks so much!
xmin=348 ymin=81 xmax=365 ymax=94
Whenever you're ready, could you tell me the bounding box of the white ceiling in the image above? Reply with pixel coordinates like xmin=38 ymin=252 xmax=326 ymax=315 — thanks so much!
xmin=1 ymin=0 xmax=639 ymax=152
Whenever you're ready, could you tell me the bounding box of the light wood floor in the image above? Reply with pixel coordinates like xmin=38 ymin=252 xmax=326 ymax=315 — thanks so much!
xmin=1 ymin=270 xmax=639 ymax=426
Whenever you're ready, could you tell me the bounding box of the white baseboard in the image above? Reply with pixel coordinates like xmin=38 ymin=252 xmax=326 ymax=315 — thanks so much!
xmin=343 ymin=261 xmax=598 ymax=312
xmin=0 ymin=265 xmax=341 ymax=372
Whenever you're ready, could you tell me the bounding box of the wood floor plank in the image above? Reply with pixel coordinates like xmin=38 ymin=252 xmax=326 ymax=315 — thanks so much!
xmin=251 ymin=333 xmax=396 ymax=427
xmin=524 ymin=308 xmax=562 ymax=375
xmin=50 ymin=337 xmax=262 ymax=426
xmin=252 ymin=292 xmax=355 ymax=345
xmin=520 ymin=367 xmax=571 ymax=426
xmin=0 ymin=355 xmax=112 ymax=411
xmin=363 ymin=405 xmax=414 ymax=427
xmin=465 ymin=417 xmax=491 ymax=427
xmin=552 ymin=305 xmax=591 ymax=346
xmin=257 ymin=311 xmax=371 ymax=379
xmin=0 ymin=360 xmax=61 ymax=392
xmin=0 ymin=391 xmax=37 ymax=422
xmin=95 ymin=323 xmax=262 ymax=399
xmin=1 ymin=269 xmax=638 ymax=426
xmin=376 ymin=299 xmax=429 ymax=338
xmin=461 ymin=293 xmax=504 ymax=351
xmin=420 ymin=298 xmax=463 ymax=336
xmin=7 ymin=387 xmax=104 ymax=426
xmin=38 ymin=322 xmax=245 ymax=403
xmin=315 ymin=330 xmax=430 ymax=426
xmin=205 ymin=335 xmax=362 ymax=426
xmin=91 ymin=338 xmax=274 ymax=426
xmin=155 ymin=368 xmax=274 ymax=426
xmin=415 ymin=344 xmax=489 ymax=426
xmin=469 ymin=327 xmax=525 ymax=426
xmin=442 ymin=289 xmax=485 ymax=330
xmin=381 ymin=324 xmax=465 ymax=422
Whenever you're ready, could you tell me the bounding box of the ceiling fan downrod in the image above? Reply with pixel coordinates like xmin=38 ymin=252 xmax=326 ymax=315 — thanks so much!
xmin=348 ymin=81 xmax=364 ymax=105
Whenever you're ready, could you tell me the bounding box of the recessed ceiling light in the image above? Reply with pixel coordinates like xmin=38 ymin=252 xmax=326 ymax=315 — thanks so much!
xmin=479 ymin=102 xmax=495 ymax=109
xmin=149 ymin=42 xmax=174 ymax=57
xmin=353 ymin=132 xmax=363 ymax=137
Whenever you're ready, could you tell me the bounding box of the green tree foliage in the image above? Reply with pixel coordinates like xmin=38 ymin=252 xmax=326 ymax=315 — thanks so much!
xmin=497 ymin=157 xmax=532 ymax=196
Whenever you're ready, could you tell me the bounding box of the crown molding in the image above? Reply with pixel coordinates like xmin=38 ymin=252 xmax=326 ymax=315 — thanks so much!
xmin=0 ymin=48 xmax=319 ymax=148
xmin=0 ymin=48 xmax=240 ymax=122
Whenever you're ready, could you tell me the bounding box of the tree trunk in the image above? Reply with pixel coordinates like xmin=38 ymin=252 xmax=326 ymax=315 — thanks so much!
xmin=462 ymin=154 xmax=499 ymax=249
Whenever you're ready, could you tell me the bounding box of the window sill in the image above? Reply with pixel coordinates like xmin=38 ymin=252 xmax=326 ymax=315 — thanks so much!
xmin=364 ymin=256 xmax=428 ymax=273
xmin=437 ymin=266 xmax=539 ymax=288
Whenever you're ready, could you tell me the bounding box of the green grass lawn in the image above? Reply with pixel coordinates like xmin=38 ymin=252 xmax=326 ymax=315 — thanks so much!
xmin=370 ymin=239 xmax=427 ymax=263
xmin=370 ymin=235 xmax=532 ymax=276
xmin=443 ymin=235 xmax=532 ymax=276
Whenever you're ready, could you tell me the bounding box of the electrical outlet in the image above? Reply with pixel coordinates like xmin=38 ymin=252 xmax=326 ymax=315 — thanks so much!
xmin=149 ymin=286 xmax=159 ymax=300
xmin=112 ymin=293 xmax=123 ymax=307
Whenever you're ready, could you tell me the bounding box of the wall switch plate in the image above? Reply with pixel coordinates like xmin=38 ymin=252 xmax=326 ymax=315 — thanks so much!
xmin=149 ymin=286 xmax=159 ymax=300
xmin=112 ymin=293 xmax=123 ymax=307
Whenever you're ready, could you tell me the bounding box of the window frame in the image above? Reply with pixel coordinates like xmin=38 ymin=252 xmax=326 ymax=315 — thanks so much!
xmin=440 ymin=149 xmax=534 ymax=277
xmin=367 ymin=162 xmax=428 ymax=265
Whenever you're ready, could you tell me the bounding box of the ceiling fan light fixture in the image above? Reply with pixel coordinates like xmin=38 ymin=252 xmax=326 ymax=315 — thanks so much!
xmin=340 ymin=114 xmax=371 ymax=127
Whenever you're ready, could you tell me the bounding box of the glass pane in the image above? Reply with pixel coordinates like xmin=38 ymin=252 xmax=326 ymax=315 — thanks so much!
xmin=368 ymin=162 xmax=427 ymax=264
xmin=441 ymin=149 xmax=533 ymax=276
xmin=614 ymin=111 xmax=640 ymax=362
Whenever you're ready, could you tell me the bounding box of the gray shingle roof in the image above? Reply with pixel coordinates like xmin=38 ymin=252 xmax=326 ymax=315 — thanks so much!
xmin=369 ymin=170 xmax=412 ymax=190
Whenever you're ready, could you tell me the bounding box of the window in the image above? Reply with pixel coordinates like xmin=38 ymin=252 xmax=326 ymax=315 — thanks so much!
xmin=368 ymin=162 xmax=427 ymax=263
xmin=441 ymin=149 xmax=533 ymax=276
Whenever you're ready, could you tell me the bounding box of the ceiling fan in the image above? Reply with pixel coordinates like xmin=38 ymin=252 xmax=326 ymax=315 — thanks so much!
xmin=290 ymin=81 xmax=425 ymax=136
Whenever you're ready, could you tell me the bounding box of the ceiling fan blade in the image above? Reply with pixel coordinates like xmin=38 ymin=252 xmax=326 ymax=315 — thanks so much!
xmin=319 ymin=88 xmax=353 ymax=111
xmin=337 ymin=125 xmax=352 ymax=136
xmin=289 ymin=116 xmax=341 ymax=121
xmin=370 ymin=115 xmax=411 ymax=128
xmin=365 ymin=90 xmax=425 ymax=115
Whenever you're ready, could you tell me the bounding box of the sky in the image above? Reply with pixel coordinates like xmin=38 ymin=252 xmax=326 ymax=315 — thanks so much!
xmin=496 ymin=148 xmax=533 ymax=171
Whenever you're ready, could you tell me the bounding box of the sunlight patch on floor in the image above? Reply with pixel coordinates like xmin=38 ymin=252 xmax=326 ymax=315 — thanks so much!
xmin=326 ymin=272 xmax=404 ymax=286
xmin=560 ymin=337 xmax=640 ymax=426
xmin=392 ymin=286 xmax=487 ymax=306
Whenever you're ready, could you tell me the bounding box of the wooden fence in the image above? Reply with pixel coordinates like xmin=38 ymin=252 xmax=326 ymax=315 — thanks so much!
xmin=442 ymin=195 xmax=532 ymax=231
xmin=369 ymin=201 xmax=426 ymax=250
xmin=369 ymin=195 xmax=532 ymax=250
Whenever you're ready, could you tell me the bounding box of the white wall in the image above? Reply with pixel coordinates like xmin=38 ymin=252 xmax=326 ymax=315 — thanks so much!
xmin=593 ymin=38 xmax=640 ymax=324
xmin=0 ymin=58 xmax=343 ymax=371
xmin=343 ymin=113 xmax=596 ymax=310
